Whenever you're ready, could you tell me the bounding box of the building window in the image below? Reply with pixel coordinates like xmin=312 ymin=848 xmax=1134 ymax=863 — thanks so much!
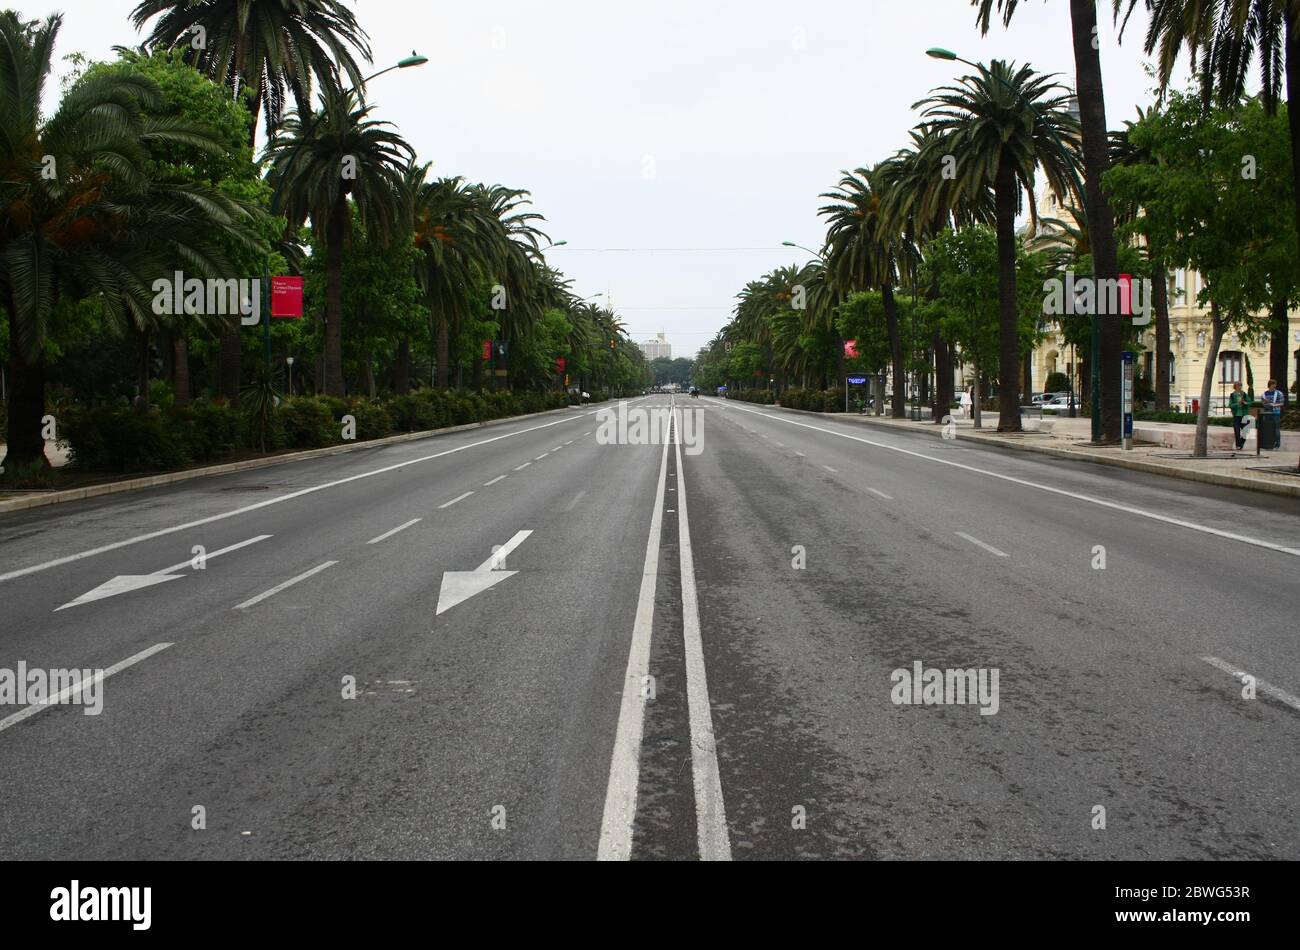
xmin=1197 ymin=331 xmax=1207 ymax=348
xmin=1169 ymin=355 xmax=1176 ymax=385
xmin=1220 ymin=351 xmax=1243 ymax=384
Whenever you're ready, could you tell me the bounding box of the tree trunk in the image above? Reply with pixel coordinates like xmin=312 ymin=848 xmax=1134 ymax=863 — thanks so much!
xmin=1270 ymin=298 xmax=1289 ymax=402
xmin=3 ymin=347 xmax=47 ymax=474
xmin=1070 ymin=0 xmax=1122 ymax=443
xmin=218 ymin=324 xmax=241 ymax=405
xmin=883 ymin=284 xmax=906 ymax=417
xmin=136 ymin=330 xmax=152 ymax=411
xmin=363 ymin=352 xmax=376 ymax=400
xmin=972 ymin=365 xmax=982 ymax=429
xmin=1194 ymin=307 xmax=1224 ymax=459
xmin=994 ymin=159 xmax=1022 ymax=433
xmin=1153 ymin=260 xmax=1170 ymax=411
xmin=323 ymin=196 xmax=347 ymax=397
xmin=394 ymin=336 xmax=411 ymax=395
xmin=932 ymin=332 xmax=953 ymax=424
xmin=435 ymin=306 xmax=450 ymax=391
xmin=173 ymin=331 xmax=191 ymax=408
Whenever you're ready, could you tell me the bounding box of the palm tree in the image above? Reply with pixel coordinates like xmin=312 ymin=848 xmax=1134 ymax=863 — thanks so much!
xmin=405 ymin=169 xmax=534 ymax=390
xmin=820 ymin=166 xmax=910 ymax=417
xmin=267 ymin=88 xmax=412 ymax=396
xmin=976 ymin=0 xmax=1142 ymax=442
xmin=131 ymin=0 xmax=371 ymax=146
xmin=1119 ymin=0 xmax=1298 ymax=397
xmin=917 ymin=60 xmax=1082 ymax=432
xmin=1 ymin=11 xmax=263 ymax=475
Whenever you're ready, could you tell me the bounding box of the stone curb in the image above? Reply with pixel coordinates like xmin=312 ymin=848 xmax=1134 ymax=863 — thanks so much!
xmin=0 ymin=404 xmax=589 ymax=516
xmin=750 ymin=402 xmax=1300 ymax=499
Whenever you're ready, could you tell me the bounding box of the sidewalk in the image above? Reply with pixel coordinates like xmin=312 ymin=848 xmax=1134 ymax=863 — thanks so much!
xmin=799 ymin=407 xmax=1300 ymax=499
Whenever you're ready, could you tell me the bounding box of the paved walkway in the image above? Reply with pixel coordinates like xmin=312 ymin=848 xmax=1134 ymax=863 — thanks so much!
xmin=823 ymin=408 xmax=1300 ymax=498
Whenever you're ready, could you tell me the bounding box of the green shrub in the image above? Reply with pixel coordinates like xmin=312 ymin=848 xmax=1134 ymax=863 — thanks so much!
xmin=64 ymin=406 xmax=190 ymax=472
xmin=346 ymin=400 xmax=393 ymax=441
xmin=279 ymin=397 xmax=337 ymax=449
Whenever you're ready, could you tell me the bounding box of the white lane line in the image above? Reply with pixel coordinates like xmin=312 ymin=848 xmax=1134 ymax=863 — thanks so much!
xmin=599 ymin=418 xmax=673 ymax=861
xmin=672 ymin=400 xmax=732 ymax=862
xmin=723 ymin=403 xmax=1300 ymax=558
xmin=0 ymin=413 xmax=593 ymax=584
xmin=535 ymin=454 xmax=550 ymax=461
xmin=0 ymin=643 xmax=174 ymax=735
xmin=438 ymin=492 xmax=475 ymax=510
xmin=1201 ymin=656 xmax=1300 ymax=712
xmin=552 ymin=446 xmax=564 ymax=452
xmin=483 ymin=475 xmax=508 ymax=487
xmin=794 ymin=451 xmax=807 ymax=458
xmin=776 ymin=442 xmax=786 ymax=448
xmin=823 ymin=465 xmax=838 ymax=473
xmin=583 ymin=431 xmax=592 ymax=437
xmin=234 ymin=561 xmax=337 ymax=611
xmin=154 ymin=535 xmax=273 ymax=575
xmin=760 ymin=434 xmax=769 ymax=439
xmin=564 ymin=490 xmax=586 ymax=512
xmin=955 ymin=532 xmax=1009 ymax=558
xmin=472 ymin=530 xmax=533 ymax=573
xmin=565 ymin=440 xmax=575 ymax=446
xmin=866 ymin=487 xmax=892 ymax=500
xmin=514 ymin=462 xmax=532 ymax=472
xmin=367 ymin=519 xmax=421 ymax=545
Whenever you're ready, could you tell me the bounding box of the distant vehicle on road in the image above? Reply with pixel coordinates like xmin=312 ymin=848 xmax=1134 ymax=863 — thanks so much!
xmin=1041 ymin=395 xmax=1074 ymax=412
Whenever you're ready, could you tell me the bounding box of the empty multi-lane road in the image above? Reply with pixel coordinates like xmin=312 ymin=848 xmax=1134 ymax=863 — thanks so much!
xmin=1 ymin=396 xmax=1297 ymax=860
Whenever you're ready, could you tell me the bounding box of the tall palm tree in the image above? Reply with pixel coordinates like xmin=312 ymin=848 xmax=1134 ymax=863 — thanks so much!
xmin=820 ymin=166 xmax=910 ymax=417
xmin=0 ymin=11 xmax=263 ymax=474
xmin=976 ymin=0 xmax=1142 ymax=442
xmin=131 ymin=0 xmax=371 ymax=146
xmin=266 ymin=88 xmax=412 ymax=396
xmin=405 ymin=169 xmax=542 ymax=390
xmin=917 ymin=60 xmax=1082 ymax=432
xmin=1119 ymin=0 xmax=1299 ymax=396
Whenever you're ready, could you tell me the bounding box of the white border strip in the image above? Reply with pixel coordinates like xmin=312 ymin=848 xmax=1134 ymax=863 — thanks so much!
xmin=673 ymin=398 xmax=732 ymax=861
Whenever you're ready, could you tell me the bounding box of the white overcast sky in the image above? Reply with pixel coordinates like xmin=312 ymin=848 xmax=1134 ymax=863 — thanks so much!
xmin=40 ymin=0 xmax=1188 ymax=360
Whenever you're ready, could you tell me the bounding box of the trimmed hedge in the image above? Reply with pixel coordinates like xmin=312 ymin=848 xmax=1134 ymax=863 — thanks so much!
xmin=62 ymin=388 xmax=575 ymax=474
xmin=725 ymin=389 xmax=776 ymax=405
xmin=778 ymin=388 xmax=846 ymax=413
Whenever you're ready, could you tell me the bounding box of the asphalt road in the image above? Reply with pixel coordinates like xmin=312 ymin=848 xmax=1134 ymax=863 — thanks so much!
xmin=0 ymin=395 xmax=1297 ymax=860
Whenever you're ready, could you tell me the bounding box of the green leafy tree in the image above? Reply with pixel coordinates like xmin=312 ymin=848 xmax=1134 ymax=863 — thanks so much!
xmin=1105 ymin=92 xmax=1297 ymax=456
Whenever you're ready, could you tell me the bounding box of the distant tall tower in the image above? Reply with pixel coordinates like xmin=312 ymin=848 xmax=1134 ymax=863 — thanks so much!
xmin=640 ymin=332 xmax=672 ymax=360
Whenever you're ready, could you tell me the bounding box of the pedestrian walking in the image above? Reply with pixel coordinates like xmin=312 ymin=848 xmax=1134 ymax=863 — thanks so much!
xmin=1229 ymin=382 xmax=1252 ymax=451
xmin=960 ymin=388 xmax=972 ymax=419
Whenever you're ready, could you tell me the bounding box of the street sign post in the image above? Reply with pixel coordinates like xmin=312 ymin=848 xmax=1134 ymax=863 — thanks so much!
xmin=270 ymin=277 xmax=304 ymax=318
xmin=1121 ymin=351 xmax=1134 ymax=451
xmin=846 ymin=375 xmax=868 ymax=413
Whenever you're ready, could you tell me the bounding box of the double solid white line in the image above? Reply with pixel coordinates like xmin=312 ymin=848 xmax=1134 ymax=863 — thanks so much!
xmin=598 ymin=398 xmax=731 ymax=861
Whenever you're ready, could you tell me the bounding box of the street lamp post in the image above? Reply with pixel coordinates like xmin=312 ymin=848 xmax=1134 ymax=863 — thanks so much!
xmin=286 ymin=356 xmax=295 ymax=398
xmin=354 ymin=53 xmax=429 ymax=97
xmin=925 ymin=47 xmax=1101 ymax=443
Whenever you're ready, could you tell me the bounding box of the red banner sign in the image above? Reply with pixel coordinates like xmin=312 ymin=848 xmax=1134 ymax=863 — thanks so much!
xmin=270 ymin=277 xmax=303 ymax=318
xmin=556 ymin=357 xmax=567 ymax=373
xmin=844 ymin=339 xmax=859 ymax=358
xmin=483 ymin=340 xmax=493 ymax=361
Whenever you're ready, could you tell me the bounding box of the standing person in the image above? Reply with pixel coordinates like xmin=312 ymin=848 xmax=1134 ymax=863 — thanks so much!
xmin=960 ymin=387 xmax=973 ymax=420
xmin=1261 ymin=379 xmax=1286 ymax=450
xmin=1229 ymin=382 xmax=1252 ymax=452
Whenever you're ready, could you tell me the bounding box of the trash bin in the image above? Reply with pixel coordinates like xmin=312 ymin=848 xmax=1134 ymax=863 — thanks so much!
xmin=1257 ymin=411 xmax=1282 ymax=451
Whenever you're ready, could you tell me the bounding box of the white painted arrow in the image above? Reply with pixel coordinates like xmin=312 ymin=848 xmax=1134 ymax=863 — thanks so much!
xmin=436 ymin=530 xmax=533 ymax=617
xmin=55 ymin=536 xmax=272 ymax=612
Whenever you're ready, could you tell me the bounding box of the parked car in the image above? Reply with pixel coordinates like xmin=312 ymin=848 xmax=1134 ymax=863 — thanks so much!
xmin=1041 ymin=395 xmax=1074 ymax=412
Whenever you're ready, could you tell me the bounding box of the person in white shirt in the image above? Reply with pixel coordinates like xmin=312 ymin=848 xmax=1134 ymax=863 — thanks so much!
xmin=959 ymin=389 xmax=973 ymax=419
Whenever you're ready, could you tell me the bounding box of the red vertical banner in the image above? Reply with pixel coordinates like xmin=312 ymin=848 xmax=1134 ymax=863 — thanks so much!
xmin=844 ymin=340 xmax=859 ymax=358
xmin=556 ymin=357 xmax=566 ymax=373
xmin=483 ymin=340 xmax=493 ymax=361
xmin=1118 ymin=274 xmax=1132 ymax=317
xmin=270 ymin=277 xmax=304 ymax=318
